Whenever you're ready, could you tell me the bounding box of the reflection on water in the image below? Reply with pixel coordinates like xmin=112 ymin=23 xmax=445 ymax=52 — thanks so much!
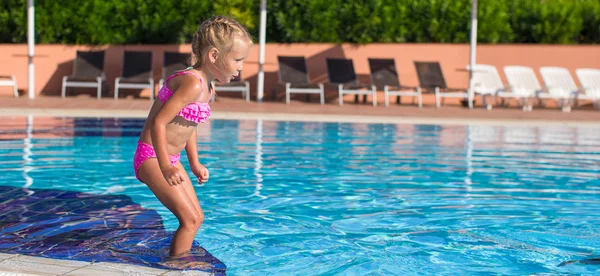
xmin=0 ymin=116 xmax=599 ymax=275
xmin=0 ymin=185 xmax=225 ymax=273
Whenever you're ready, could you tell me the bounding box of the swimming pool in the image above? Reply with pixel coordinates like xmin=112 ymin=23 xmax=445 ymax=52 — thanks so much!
xmin=1 ymin=116 xmax=599 ymax=275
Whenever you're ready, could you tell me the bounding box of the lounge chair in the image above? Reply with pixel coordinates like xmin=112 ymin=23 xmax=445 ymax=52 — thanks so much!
xmin=368 ymin=58 xmax=421 ymax=108
xmin=503 ymin=65 xmax=543 ymax=111
xmin=414 ymin=61 xmax=471 ymax=108
xmin=214 ymin=71 xmax=250 ymax=102
xmin=326 ymin=58 xmax=376 ymax=106
xmin=114 ymin=50 xmax=154 ymax=100
xmin=61 ymin=50 xmax=106 ymax=99
xmin=158 ymin=52 xmax=190 ymax=88
xmin=539 ymin=67 xmax=578 ymax=112
xmin=277 ymin=56 xmax=324 ymax=104
xmin=467 ymin=64 xmax=504 ymax=110
xmin=575 ymin=68 xmax=600 ymax=109
xmin=0 ymin=75 xmax=18 ymax=97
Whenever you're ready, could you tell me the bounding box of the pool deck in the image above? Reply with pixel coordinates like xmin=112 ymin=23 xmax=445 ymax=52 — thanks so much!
xmin=0 ymin=94 xmax=599 ymax=275
xmin=0 ymin=94 xmax=599 ymax=126
xmin=0 ymin=253 xmax=210 ymax=275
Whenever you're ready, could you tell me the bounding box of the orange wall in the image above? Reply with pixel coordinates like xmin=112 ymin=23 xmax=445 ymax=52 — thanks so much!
xmin=0 ymin=43 xmax=598 ymax=100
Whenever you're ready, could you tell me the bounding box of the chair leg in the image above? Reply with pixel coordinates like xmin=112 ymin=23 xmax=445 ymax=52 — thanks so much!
xmin=61 ymin=77 xmax=67 ymax=98
xmin=384 ymin=86 xmax=389 ymax=107
xmin=561 ymin=99 xmax=572 ymax=113
xmin=468 ymin=89 xmax=474 ymax=109
xmin=245 ymin=82 xmax=250 ymax=102
xmin=11 ymin=76 xmax=18 ymax=97
xmin=285 ymin=83 xmax=290 ymax=104
xmin=482 ymin=94 xmax=490 ymax=110
xmin=338 ymin=84 xmax=344 ymax=106
xmin=372 ymin=86 xmax=377 ymax=107
xmin=521 ymin=97 xmax=533 ymax=111
xmin=417 ymin=88 xmax=423 ymax=108
xmin=114 ymin=78 xmax=120 ymax=100
xmin=435 ymin=87 xmax=441 ymax=108
xmin=319 ymin=84 xmax=324 ymax=105
xmin=96 ymin=77 xmax=102 ymax=99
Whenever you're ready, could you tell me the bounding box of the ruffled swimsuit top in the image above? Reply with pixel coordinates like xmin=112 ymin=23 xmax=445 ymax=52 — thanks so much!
xmin=156 ymin=70 xmax=211 ymax=124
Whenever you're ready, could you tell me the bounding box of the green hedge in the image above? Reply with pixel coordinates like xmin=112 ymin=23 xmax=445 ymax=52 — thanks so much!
xmin=1 ymin=0 xmax=598 ymax=44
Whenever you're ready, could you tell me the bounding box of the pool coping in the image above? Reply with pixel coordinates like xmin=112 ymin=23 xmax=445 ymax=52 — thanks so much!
xmin=1 ymin=107 xmax=599 ymax=127
xmin=0 ymin=253 xmax=212 ymax=275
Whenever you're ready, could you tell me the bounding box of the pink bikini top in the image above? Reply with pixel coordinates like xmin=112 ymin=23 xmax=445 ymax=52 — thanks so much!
xmin=157 ymin=70 xmax=211 ymax=124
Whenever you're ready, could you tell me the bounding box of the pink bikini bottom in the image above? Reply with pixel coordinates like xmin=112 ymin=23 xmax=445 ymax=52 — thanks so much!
xmin=133 ymin=140 xmax=180 ymax=181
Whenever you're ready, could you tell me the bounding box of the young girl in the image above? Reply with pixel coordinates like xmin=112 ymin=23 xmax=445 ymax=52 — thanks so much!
xmin=133 ymin=15 xmax=252 ymax=257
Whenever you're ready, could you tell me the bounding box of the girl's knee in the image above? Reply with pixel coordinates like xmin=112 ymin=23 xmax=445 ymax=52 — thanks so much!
xmin=195 ymin=210 xmax=204 ymax=230
xmin=197 ymin=208 xmax=204 ymax=223
xmin=180 ymin=211 xmax=203 ymax=231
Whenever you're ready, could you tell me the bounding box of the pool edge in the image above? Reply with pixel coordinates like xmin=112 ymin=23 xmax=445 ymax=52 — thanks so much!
xmin=1 ymin=108 xmax=598 ymax=127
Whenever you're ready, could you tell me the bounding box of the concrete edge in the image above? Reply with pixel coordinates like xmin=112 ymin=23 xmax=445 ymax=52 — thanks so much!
xmin=0 ymin=253 xmax=212 ymax=275
xmin=0 ymin=108 xmax=599 ymax=127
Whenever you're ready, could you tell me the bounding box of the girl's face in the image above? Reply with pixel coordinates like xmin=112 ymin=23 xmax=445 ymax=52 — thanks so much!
xmin=212 ymin=38 xmax=252 ymax=84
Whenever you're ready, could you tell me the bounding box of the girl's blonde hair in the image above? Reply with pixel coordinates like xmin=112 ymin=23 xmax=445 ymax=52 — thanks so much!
xmin=191 ymin=15 xmax=252 ymax=68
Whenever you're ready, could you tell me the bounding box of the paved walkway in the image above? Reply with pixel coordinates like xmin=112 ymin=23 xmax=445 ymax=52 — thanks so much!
xmin=1 ymin=95 xmax=599 ymax=125
xmin=0 ymin=253 xmax=210 ymax=275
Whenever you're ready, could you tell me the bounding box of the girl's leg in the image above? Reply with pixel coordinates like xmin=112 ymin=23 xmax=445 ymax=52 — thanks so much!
xmin=174 ymin=161 xmax=203 ymax=218
xmin=137 ymin=158 xmax=204 ymax=256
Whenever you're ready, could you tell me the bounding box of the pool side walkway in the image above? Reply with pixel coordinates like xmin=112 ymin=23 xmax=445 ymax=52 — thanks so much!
xmin=0 ymin=253 xmax=210 ymax=275
xmin=0 ymin=95 xmax=599 ymax=126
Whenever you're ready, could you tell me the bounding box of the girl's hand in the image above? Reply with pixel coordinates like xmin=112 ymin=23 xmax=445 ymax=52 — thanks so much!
xmin=191 ymin=163 xmax=209 ymax=185
xmin=161 ymin=166 xmax=186 ymax=186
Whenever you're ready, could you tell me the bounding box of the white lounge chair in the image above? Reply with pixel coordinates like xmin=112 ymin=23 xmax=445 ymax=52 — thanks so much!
xmin=467 ymin=64 xmax=505 ymax=110
xmin=503 ymin=65 xmax=542 ymax=111
xmin=575 ymin=68 xmax=600 ymax=109
xmin=539 ymin=67 xmax=579 ymax=112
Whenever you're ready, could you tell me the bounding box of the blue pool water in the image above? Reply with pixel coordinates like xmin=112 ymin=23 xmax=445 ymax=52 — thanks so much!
xmin=0 ymin=116 xmax=599 ymax=275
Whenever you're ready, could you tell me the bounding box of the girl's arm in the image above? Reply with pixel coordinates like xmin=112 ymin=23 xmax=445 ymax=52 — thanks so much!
xmin=185 ymin=129 xmax=200 ymax=166
xmin=186 ymin=127 xmax=210 ymax=184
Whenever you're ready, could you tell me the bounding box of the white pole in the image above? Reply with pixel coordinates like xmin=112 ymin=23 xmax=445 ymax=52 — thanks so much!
xmin=468 ymin=0 xmax=477 ymax=109
xmin=27 ymin=0 xmax=35 ymax=99
xmin=257 ymin=0 xmax=267 ymax=102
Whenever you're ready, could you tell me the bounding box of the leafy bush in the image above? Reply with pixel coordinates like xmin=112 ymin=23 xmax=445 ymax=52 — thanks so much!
xmin=0 ymin=0 xmax=598 ymax=44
